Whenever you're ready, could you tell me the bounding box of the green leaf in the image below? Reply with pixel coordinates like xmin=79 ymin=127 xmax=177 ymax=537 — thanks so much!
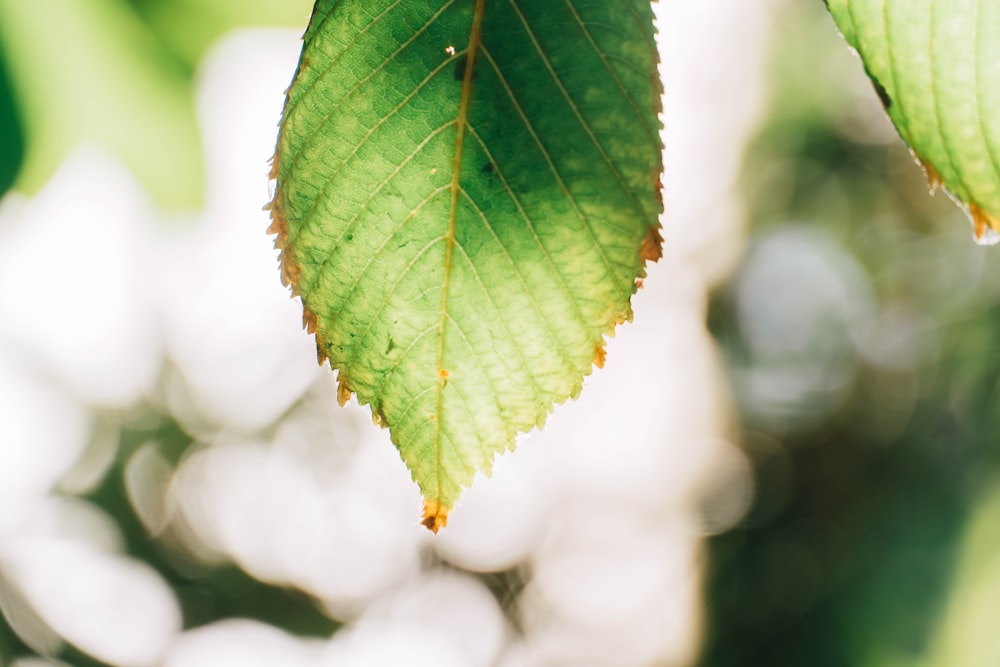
xmin=826 ymin=0 xmax=1000 ymax=243
xmin=270 ymin=0 xmax=663 ymax=529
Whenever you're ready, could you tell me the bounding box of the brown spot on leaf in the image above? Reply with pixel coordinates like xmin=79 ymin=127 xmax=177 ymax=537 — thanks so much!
xmin=593 ymin=344 xmax=606 ymax=369
xmin=640 ymin=224 xmax=664 ymax=263
xmin=421 ymin=499 xmax=449 ymax=533
xmin=337 ymin=374 xmax=352 ymax=406
xmin=971 ymin=203 xmax=1000 ymax=242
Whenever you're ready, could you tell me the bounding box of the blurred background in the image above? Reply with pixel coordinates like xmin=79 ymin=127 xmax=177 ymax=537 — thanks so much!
xmin=1 ymin=0 xmax=998 ymax=665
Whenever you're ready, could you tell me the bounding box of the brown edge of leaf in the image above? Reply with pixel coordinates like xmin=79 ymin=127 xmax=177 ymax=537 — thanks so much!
xmin=266 ymin=5 xmax=355 ymax=405
xmin=640 ymin=223 xmax=664 ymax=264
xmin=268 ymin=185 xmax=349 ymax=392
xmin=586 ymin=11 xmax=665 ymax=395
xmin=593 ymin=344 xmax=607 ymax=369
xmin=914 ymin=152 xmax=943 ymax=194
xmin=913 ymin=151 xmax=1000 ymax=243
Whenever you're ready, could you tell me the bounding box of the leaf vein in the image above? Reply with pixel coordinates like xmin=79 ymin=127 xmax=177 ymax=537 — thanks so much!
xmin=458 ymin=187 xmax=585 ymax=379
xmin=284 ymin=0 xmax=405 ymax=123
xmin=972 ymin=0 xmax=1000 ymax=190
xmin=433 ymin=0 xmax=486 ymax=506
xmin=284 ymin=0 xmax=460 ymax=227
xmin=444 ymin=311 xmax=508 ymax=464
xmin=507 ymin=0 xmax=649 ymax=222
xmin=926 ymin=0 xmax=964 ymax=190
xmin=466 ymin=126 xmax=593 ymax=339
xmin=300 ymin=124 xmax=456 ymax=297
xmin=289 ymin=65 xmax=458 ymax=249
xmin=343 ymin=196 xmax=450 ymax=354
xmin=479 ymin=45 xmax=625 ymax=293
xmin=562 ymin=0 xmax=657 ymax=145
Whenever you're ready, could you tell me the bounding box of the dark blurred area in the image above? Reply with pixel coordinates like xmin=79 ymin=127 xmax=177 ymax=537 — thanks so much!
xmin=0 ymin=48 xmax=24 ymax=197
xmin=701 ymin=2 xmax=1000 ymax=665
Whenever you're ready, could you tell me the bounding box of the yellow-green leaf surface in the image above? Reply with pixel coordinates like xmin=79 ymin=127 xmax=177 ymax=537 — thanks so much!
xmin=827 ymin=0 xmax=1000 ymax=243
xmin=270 ymin=0 xmax=663 ymax=530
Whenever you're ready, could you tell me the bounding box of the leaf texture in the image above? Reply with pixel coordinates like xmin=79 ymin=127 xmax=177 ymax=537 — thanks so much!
xmin=827 ymin=0 xmax=1000 ymax=243
xmin=270 ymin=0 xmax=663 ymax=530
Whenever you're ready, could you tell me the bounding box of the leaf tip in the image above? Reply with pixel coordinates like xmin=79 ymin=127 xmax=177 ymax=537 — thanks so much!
xmin=970 ymin=203 xmax=1000 ymax=246
xmin=421 ymin=499 xmax=449 ymax=533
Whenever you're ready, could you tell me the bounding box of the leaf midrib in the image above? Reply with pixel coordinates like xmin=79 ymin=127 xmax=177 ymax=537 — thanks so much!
xmin=433 ymin=0 xmax=486 ymax=502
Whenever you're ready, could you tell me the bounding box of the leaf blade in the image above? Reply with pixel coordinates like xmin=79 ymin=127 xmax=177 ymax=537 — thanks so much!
xmin=271 ymin=0 xmax=663 ymax=527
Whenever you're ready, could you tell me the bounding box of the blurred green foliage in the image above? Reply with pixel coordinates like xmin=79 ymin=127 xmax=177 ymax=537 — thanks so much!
xmin=0 ymin=0 xmax=310 ymax=209
xmin=702 ymin=2 xmax=1000 ymax=665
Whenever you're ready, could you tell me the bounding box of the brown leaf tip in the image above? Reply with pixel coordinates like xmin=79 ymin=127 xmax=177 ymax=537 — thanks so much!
xmin=971 ymin=203 xmax=1000 ymax=245
xmin=640 ymin=224 xmax=664 ymax=264
xmin=421 ymin=500 xmax=449 ymax=533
